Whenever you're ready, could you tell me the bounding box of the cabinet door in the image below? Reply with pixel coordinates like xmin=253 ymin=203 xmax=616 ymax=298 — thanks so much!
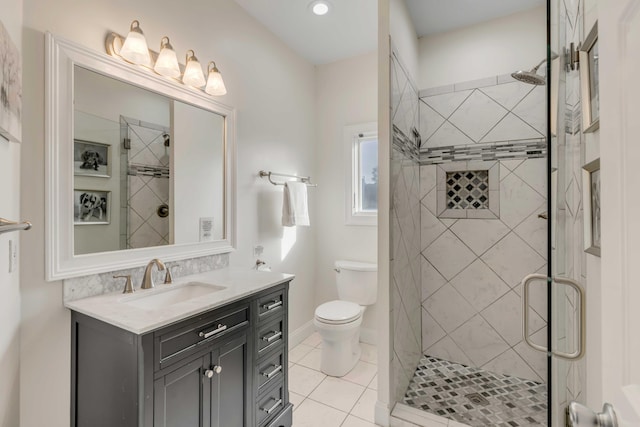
xmin=208 ymin=334 xmax=248 ymax=427
xmin=154 ymin=354 xmax=211 ymax=427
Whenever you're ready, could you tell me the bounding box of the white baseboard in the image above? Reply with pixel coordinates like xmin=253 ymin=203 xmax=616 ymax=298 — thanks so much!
xmin=375 ymin=400 xmax=391 ymax=427
xmin=288 ymin=320 xmax=315 ymax=350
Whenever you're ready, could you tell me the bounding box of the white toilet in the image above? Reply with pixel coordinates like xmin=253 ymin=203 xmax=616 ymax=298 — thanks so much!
xmin=313 ymin=260 xmax=377 ymax=377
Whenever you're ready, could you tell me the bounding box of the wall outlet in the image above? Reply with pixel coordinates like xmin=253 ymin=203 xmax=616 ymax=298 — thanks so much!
xmin=8 ymin=239 xmax=17 ymax=273
xmin=253 ymin=245 xmax=264 ymax=257
xmin=199 ymin=217 xmax=214 ymax=242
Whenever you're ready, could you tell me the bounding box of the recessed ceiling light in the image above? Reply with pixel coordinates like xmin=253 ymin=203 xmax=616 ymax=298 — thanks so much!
xmin=310 ymin=1 xmax=330 ymax=16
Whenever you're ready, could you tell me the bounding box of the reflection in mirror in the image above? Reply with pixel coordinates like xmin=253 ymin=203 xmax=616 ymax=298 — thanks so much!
xmin=73 ymin=66 xmax=225 ymax=255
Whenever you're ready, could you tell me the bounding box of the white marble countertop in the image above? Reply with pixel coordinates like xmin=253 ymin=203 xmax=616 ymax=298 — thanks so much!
xmin=64 ymin=268 xmax=294 ymax=334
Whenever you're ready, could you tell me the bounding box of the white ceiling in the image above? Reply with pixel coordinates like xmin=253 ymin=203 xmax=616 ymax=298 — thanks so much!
xmin=405 ymin=0 xmax=545 ymax=38
xmin=233 ymin=0 xmax=377 ymax=65
xmin=232 ymin=0 xmax=544 ymax=65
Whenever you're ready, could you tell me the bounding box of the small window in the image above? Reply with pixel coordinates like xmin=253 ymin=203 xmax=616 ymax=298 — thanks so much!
xmin=344 ymin=122 xmax=377 ymax=226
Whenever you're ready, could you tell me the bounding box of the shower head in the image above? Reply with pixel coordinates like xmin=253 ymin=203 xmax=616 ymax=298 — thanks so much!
xmin=511 ymin=69 xmax=546 ymax=85
xmin=511 ymin=53 xmax=559 ymax=86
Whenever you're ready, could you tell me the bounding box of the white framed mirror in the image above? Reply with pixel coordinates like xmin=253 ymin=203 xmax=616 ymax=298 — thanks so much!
xmin=45 ymin=32 xmax=236 ymax=281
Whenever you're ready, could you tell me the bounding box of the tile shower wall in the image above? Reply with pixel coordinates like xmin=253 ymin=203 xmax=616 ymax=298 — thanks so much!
xmin=122 ymin=119 xmax=171 ymax=249
xmin=419 ymin=76 xmax=545 ymax=148
xmin=419 ymin=77 xmax=548 ymax=383
xmin=420 ymin=159 xmax=547 ymax=382
xmin=390 ymin=48 xmax=423 ymax=404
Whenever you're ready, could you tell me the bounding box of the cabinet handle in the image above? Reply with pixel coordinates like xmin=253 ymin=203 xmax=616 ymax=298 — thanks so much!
xmin=261 ymin=398 xmax=282 ymax=415
xmin=262 ymin=331 xmax=282 ymax=343
xmin=261 ymin=364 xmax=283 ymax=379
xmin=262 ymin=300 xmax=283 ymax=311
xmin=199 ymin=324 xmax=227 ymax=339
xmin=203 ymin=365 xmax=222 ymax=379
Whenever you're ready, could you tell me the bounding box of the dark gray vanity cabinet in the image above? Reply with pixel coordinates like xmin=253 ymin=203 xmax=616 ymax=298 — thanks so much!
xmin=70 ymin=281 xmax=292 ymax=427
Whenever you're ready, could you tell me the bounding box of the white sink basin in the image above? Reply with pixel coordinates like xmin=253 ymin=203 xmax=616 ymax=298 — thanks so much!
xmin=124 ymin=282 xmax=226 ymax=310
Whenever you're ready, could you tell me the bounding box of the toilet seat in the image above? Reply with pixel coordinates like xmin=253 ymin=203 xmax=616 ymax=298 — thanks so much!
xmin=314 ymin=300 xmax=362 ymax=325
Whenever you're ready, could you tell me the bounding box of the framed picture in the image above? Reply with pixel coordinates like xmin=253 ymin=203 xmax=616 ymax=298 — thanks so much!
xmin=579 ymin=21 xmax=599 ymax=133
xmin=582 ymin=159 xmax=600 ymax=256
xmin=0 ymin=19 xmax=22 ymax=143
xmin=74 ymin=190 xmax=110 ymax=225
xmin=74 ymin=139 xmax=110 ymax=178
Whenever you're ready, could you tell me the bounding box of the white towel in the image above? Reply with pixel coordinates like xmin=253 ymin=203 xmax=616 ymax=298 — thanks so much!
xmin=282 ymin=181 xmax=310 ymax=227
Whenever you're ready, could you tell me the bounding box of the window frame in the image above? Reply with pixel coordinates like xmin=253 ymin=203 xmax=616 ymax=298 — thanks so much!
xmin=344 ymin=122 xmax=378 ymax=226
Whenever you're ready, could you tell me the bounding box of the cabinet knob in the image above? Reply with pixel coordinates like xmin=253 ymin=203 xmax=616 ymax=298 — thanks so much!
xmin=204 ymin=365 xmax=222 ymax=378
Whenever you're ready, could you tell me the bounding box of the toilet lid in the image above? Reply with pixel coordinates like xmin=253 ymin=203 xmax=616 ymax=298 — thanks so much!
xmin=315 ymin=300 xmax=362 ymax=324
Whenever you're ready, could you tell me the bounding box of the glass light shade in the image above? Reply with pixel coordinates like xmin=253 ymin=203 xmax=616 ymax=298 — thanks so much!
xmin=205 ymin=62 xmax=227 ymax=96
xmin=154 ymin=37 xmax=181 ymax=78
xmin=182 ymin=50 xmax=206 ymax=88
xmin=119 ymin=20 xmax=151 ymax=65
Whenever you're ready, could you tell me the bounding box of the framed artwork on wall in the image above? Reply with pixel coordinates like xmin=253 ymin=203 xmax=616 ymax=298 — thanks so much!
xmin=74 ymin=190 xmax=110 ymax=225
xmin=0 ymin=19 xmax=22 ymax=143
xmin=582 ymin=158 xmax=600 ymax=256
xmin=580 ymin=21 xmax=599 ymax=133
xmin=74 ymin=139 xmax=110 ymax=178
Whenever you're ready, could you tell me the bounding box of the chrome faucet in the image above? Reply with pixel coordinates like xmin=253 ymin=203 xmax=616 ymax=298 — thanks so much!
xmin=141 ymin=258 xmax=166 ymax=290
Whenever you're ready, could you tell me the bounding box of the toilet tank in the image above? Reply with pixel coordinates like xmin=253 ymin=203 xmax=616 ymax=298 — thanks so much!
xmin=335 ymin=260 xmax=378 ymax=306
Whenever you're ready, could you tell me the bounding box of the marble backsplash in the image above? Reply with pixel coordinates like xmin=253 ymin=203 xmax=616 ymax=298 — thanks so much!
xmin=63 ymin=253 xmax=229 ymax=302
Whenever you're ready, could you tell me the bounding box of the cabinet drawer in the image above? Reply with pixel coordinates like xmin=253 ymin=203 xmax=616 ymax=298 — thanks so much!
xmin=155 ymin=305 xmax=249 ymax=369
xmin=258 ymin=289 xmax=285 ymax=321
xmin=256 ymin=347 xmax=285 ymax=391
xmin=265 ymin=403 xmax=292 ymax=427
xmin=256 ymin=382 xmax=286 ymax=427
xmin=257 ymin=318 xmax=284 ymax=356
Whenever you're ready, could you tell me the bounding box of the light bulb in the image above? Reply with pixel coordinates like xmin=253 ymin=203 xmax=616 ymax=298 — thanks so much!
xmin=311 ymin=1 xmax=330 ymax=15
xmin=205 ymin=62 xmax=227 ymax=96
xmin=154 ymin=36 xmax=180 ymax=78
xmin=119 ymin=20 xmax=151 ymax=66
xmin=182 ymin=50 xmax=206 ymax=88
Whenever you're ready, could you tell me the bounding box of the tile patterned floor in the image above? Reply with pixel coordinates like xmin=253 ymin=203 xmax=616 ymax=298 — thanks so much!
xmin=402 ymin=355 xmax=547 ymax=426
xmin=289 ymin=332 xmax=380 ymax=426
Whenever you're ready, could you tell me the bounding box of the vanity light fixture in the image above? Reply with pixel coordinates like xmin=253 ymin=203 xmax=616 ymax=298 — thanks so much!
xmin=310 ymin=0 xmax=330 ymax=16
xmin=182 ymin=50 xmax=206 ymax=88
xmin=118 ymin=20 xmax=152 ymax=66
xmin=106 ymin=21 xmax=228 ymax=96
xmin=153 ymin=36 xmax=181 ymax=78
xmin=205 ymin=62 xmax=227 ymax=96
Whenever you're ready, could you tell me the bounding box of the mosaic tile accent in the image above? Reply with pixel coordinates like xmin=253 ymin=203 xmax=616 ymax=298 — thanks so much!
xmin=393 ymin=124 xmax=421 ymax=162
xmin=403 ymin=355 xmax=547 ymax=426
xmin=446 ymin=170 xmax=489 ymax=210
xmin=436 ymin=161 xmax=500 ymax=220
xmin=62 ymin=253 xmax=229 ymax=302
xmin=420 ymin=139 xmax=547 ymax=166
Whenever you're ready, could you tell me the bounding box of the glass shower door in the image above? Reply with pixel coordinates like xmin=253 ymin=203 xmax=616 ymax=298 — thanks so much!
xmin=547 ymin=0 xmax=588 ymax=424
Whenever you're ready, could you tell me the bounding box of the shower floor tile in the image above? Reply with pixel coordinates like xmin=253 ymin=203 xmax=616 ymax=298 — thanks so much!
xmin=402 ymin=355 xmax=547 ymax=426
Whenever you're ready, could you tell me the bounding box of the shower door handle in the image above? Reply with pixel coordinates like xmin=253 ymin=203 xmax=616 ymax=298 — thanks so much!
xmin=522 ymin=274 xmax=586 ymax=361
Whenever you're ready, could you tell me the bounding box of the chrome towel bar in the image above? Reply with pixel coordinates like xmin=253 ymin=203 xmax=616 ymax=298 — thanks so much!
xmin=259 ymin=170 xmax=317 ymax=187
xmin=0 ymin=217 xmax=32 ymax=235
